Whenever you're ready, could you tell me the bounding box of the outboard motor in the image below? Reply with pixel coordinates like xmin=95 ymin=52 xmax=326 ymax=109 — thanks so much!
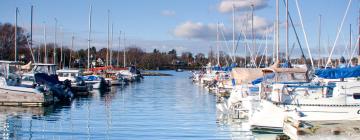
xmin=34 ymin=73 xmax=73 ymax=103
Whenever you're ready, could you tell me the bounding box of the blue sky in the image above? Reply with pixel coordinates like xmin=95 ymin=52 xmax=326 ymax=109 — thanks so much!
xmin=0 ymin=0 xmax=359 ymax=58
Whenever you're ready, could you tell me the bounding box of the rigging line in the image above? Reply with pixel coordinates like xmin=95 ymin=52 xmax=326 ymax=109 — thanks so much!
xmin=340 ymin=32 xmax=351 ymax=58
xmin=325 ymin=0 xmax=352 ymax=68
xmin=281 ymin=0 xmax=307 ymax=69
xmin=220 ymin=25 xmax=234 ymax=63
xmin=295 ymin=0 xmax=314 ymax=67
xmin=240 ymin=30 xmax=256 ymax=65
xmin=17 ymin=8 xmax=36 ymax=63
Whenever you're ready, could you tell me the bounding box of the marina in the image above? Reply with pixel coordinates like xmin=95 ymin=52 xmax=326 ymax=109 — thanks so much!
xmin=1 ymin=0 xmax=360 ymax=139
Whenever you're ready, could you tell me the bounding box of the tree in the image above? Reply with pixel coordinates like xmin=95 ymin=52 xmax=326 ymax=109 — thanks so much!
xmin=0 ymin=23 xmax=29 ymax=61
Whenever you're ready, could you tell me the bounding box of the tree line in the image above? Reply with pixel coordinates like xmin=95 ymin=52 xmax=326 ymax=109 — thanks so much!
xmin=2 ymin=22 xmax=350 ymax=70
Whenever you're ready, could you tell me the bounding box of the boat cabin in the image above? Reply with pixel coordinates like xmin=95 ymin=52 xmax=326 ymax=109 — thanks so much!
xmin=32 ymin=63 xmax=57 ymax=75
xmin=0 ymin=61 xmax=22 ymax=86
xmin=57 ymin=69 xmax=83 ymax=82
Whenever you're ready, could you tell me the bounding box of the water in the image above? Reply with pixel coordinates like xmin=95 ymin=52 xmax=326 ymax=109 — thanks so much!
xmin=0 ymin=71 xmax=269 ymax=140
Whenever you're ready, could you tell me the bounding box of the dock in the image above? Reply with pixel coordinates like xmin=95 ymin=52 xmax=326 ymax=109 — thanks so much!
xmin=284 ymin=118 xmax=360 ymax=139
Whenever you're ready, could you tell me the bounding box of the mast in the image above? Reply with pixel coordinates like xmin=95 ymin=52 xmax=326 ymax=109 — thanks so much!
xmin=285 ymin=0 xmax=289 ymax=62
xmin=232 ymin=4 xmax=236 ymax=63
xmin=87 ymin=5 xmax=92 ymax=69
xmin=318 ymin=15 xmax=322 ymax=67
xmin=30 ymin=5 xmax=34 ymax=62
xmin=251 ymin=4 xmax=255 ymax=66
xmin=358 ymin=8 xmax=360 ymax=65
xmin=276 ymin=0 xmax=279 ymax=62
xmin=272 ymin=23 xmax=276 ymax=64
xmin=54 ymin=18 xmax=57 ymax=64
xmin=117 ymin=31 xmax=121 ymax=67
xmin=15 ymin=7 xmax=18 ymax=61
xmin=44 ymin=23 xmax=47 ymax=64
xmin=70 ymin=33 xmax=74 ymax=68
xmin=60 ymin=26 xmax=63 ymax=69
xmin=265 ymin=29 xmax=268 ymax=66
xmin=216 ymin=22 xmax=220 ymax=66
xmin=110 ymin=23 xmax=113 ymax=66
xmin=106 ymin=10 xmax=110 ymax=66
xmin=349 ymin=24 xmax=352 ymax=63
xmin=123 ymin=32 xmax=126 ymax=67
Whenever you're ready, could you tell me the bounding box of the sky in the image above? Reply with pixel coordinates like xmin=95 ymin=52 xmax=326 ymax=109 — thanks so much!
xmin=0 ymin=0 xmax=359 ymax=59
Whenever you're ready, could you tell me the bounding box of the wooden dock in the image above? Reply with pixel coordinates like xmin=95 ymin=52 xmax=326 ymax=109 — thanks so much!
xmin=284 ymin=118 xmax=360 ymax=140
xmin=0 ymin=88 xmax=53 ymax=107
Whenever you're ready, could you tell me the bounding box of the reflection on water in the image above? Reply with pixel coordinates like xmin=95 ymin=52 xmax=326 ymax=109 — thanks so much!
xmin=0 ymin=71 xmax=272 ymax=140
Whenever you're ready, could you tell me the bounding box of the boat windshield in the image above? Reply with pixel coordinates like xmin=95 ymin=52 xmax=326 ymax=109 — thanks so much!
xmin=0 ymin=63 xmax=21 ymax=77
xmin=33 ymin=65 xmax=57 ymax=75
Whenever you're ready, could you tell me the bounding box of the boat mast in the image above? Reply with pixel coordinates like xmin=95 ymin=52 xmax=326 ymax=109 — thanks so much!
xmin=54 ymin=18 xmax=57 ymax=64
xmin=106 ymin=10 xmax=110 ymax=66
xmin=349 ymin=24 xmax=352 ymax=64
xmin=276 ymin=0 xmax=279 ymax=62
xmin=60 ymin=26 xmax=63 ymax=69
xmin=117 ymin=31 xmax=121 ymax=67
xmin=358 ymin=8 xmax=360 ymax=65
xmin=216 ymin=22 xmax=220 ymax=66
xmin=318 ymin=15 xmax=322 ymax=67
xmin=70 ymin=33 xmax=74 ymax=68
xmin=14 ymin=7 xmax=18 ymax=62
xmin=88 ymin=5 xmax=92 ymax=69
xmin=30 ymin=5 xmax=34 ymax=62
xmin=232 ymin=4 xmax=236 ymax=63
xmin=110 ymin=23 xmax=113 ymax=66
xmin=285 ymin=0 xmax=289 ymax=62
xmin=44 ymin=23 xmax=47 ymax=64
xmin=123 ymin=32 xmax=126 ymax=67
xmin=251 ymin=4 xmax=255 ymax=66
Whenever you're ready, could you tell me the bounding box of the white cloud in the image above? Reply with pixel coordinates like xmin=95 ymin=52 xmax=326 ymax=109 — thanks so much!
xmin=161 ymin=10 xmax=176 ymax=17
xmin=218 ymin=0 xmax=269 ymax=13
xmin=173 ymin=21 xmax=218 ymax=40
xmin=173 ymin=14 xmax=273 ymax=41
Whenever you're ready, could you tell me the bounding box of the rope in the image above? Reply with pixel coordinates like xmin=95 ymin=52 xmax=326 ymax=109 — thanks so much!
xmin=295 ymin=0 xmax=314 ymax=67
xmin=325 ymin=0 xmax=353 ymax=68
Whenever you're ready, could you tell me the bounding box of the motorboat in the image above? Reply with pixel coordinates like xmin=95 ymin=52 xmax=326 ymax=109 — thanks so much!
xmin=57 ymin=69 xmax=93 ymax=95
xmin=22 ymin=63 xmax=73 ymax=103
xmin=0 ymin=61 xmax=54 ymax=106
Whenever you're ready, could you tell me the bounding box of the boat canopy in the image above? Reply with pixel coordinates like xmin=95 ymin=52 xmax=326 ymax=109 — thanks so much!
xmin=231 ymin=68 xmax=263 ymax=85
xmin=315 ymin=66 xmax=360 ymax=79
xmin=261 ymin=67 xmax=308 ymax=83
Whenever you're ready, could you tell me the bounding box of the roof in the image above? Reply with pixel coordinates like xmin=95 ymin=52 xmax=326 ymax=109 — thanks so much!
xmin=0 ymin=60 xmax=23 ymax=65
xmin=262 ymin=67 xmax=307 ymax=74
xmin=57 ymin=69 xmax=82 ymax=73
xmin=231 ymin=68 xmax=263 ymax=84
xmin=32 ymin=63 xmax=57 ymax=66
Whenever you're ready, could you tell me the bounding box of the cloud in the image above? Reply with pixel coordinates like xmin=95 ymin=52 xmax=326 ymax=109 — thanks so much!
xmin=173 ymin=14 xmax=273 ymax=41
xmin=218 ymin=0 xmax=269 ymax=13
xmin=161 ymin=10 xmax=176 ymax=17
xmin=173 ymin=21 xmax=218 ymax=40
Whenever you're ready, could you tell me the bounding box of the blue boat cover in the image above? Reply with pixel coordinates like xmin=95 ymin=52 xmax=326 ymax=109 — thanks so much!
xmin=251 ymin=73 xmax=275 ymax=85
xmin=315 ymin=66 xmax=360 ymax=79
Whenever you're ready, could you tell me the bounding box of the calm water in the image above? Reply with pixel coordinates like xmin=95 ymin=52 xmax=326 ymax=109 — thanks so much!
xmin=0 ymin=71 xmax=266 ymax=140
